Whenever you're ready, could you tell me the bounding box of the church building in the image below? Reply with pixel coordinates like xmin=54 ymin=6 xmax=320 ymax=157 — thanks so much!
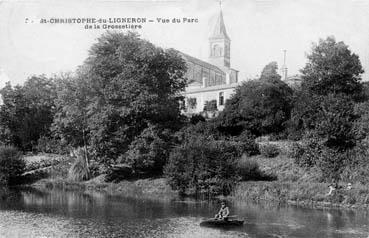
xmin=181 ymin=8 xmax=240 ymax=116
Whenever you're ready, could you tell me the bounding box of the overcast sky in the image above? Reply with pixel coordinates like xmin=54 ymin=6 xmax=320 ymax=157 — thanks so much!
xmin=1 ymin=0 xmax=369 ymax=87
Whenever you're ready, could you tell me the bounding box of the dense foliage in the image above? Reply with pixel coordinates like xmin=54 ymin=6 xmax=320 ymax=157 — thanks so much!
xmin=216 ymin=63 xmax=292 ymax=137
xmin=259 ymin=143 xmax=280 ymax=158
xmin=301 ymin=36 xmax=364 ymax=99
xmin=0 ymin=146 xmax=25 ymax=185
xmin=52 ymin=32 xmax=187 ymax=166
xmin=237 ymin=156 xmax=276 ymax=181
xmin=122 ymin=125 xmax=172 ymax=176
xmin=68 ymin=147 xmax=90 ymax=181
xmin=165 ymin=136 xmax=241 ymax=196
xmin=289 ymin=37 xmax=366 ymax=181
xmin=0 ymin=76 xmax=56 ymax=151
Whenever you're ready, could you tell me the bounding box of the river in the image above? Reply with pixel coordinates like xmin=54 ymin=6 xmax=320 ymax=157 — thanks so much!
xmin=0 ymin=187 xmax=368 ymax=238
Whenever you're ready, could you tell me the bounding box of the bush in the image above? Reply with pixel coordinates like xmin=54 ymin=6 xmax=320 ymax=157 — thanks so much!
xmin=105 ymin=164 xmax=133 ymax=182
xmin=237 ymin=158 xmax=260 ymax=180
xmin=216 ymin=76 xmax=292 ymax=137
xmin=294 ymin=133 xmax=322 ymax=168
xmin=236 ymin=156 xmax=276 ymax=181
xmin=165 ymin=136 xmax=240 ymax=196
xmin=122 ymin=125 xmax=171 ymax=176
xmin=68 ymin=148 xmax=90 ymax=181
xmin=269 ymin=132 xmax=288 ymax=141
xmin=88 ymin=159 xmax=102 ymax=178
xmin=36 ymin=136 xmax=71 ymax=154
xmin=353 ymin=101 xmax=369 ymax=140
xmin=288 ymin=142 xmax=305 ymax=159
xmin=294 ymin=132 xmax=350 ymax=182
xmin=236 ymin=131 xmax=259 ymax=156
xmin=341 ymin=141 xmax=369 ymax=184
xmin=189 ymin=114 xmax=206 ymax=124
xmin=0 ymin=146 xmax=25 ymax=185
xmin=259 ymin=143 xmax=280 ymax=158
xmin=316 ymin=148 xmax=347 ymax=182
xmin=25 ymin=156 xmax=63 ymax=171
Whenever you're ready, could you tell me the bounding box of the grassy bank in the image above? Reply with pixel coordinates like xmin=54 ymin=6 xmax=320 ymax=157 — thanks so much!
xmin=23 ymin=153 xmax=177 ymax=200
xmin=32 ymin=176 xmax=178 ymax=200
xmin=251 ymin=155 xmax=322 ymax=183
xmin=233 ymin=181 xmax=369 ymax=209
xmin=233 ymin=142 xmax=369 ymax=209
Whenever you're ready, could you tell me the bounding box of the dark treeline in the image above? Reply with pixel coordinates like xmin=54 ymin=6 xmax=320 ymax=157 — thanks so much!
xmin=1 ymin=33 xmax=369 ymax=194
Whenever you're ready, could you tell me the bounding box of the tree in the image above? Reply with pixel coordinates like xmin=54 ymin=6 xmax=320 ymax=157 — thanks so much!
xmin=314 ymin=94 xmax=357 ymax=150
xmin=289 ymin=37 xmax=365 ymax=140
xmin=301 ymin=36 xmax=364 ymax=100
xmin=165 ymin=135 xmax=240 ymax=196
xmin=123 ymin=125 xmax=171 ymax=176
xmin=290 ymin=37 xmax=365 ymax=182
xmin=0 ymin=146 xmax=25 ymax=185
xmin=216 ymin=63 xmax=292 ymax=136
xmin=0 ymin=76 xmax=56 ymax=150
xmin=52 ymin=71 xmax=91 ymax=149
xmin=260 ymin=61 xmax=281 ymax=83
xmin=353 ymin=101 xmax=369 ymax=141
xmin=53 ymin=32 xmax=187 ymax=164
xmin=288 ymin=91 xmax=323 ymax=140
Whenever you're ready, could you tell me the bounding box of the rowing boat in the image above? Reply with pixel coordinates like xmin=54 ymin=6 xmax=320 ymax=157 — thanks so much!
xmin=200 ymin=218 xmax=244 ymax=227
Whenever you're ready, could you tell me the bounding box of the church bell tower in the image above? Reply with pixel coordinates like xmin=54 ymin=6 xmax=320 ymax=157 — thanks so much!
xmin=209 ymin=6 xmax=231 ymax=68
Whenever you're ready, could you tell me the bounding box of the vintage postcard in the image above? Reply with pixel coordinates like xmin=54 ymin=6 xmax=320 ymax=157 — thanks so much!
xmin=0 ymin=0 xmax=369 ymax=237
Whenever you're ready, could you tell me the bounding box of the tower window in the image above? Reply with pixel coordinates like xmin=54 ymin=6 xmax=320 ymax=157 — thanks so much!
xmin=219 ymin=92 xmax=224 ymax=106
xmin=213 ymin=44 xmax=222 ymax=57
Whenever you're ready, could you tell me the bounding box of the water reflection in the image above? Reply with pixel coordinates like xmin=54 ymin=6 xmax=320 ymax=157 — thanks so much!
xmin=0 ymin=187 xmax=368 ymax=237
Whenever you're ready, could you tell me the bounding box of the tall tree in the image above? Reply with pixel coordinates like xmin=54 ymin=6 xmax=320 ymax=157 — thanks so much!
xmin=0 ymin=76 xmax=56 ymax=150
xmin=52 ymin=71 xmax=91 ymax=149
xmin=290 ymin=37 xmax=365 ymax=139
xmin=217 ymin=62 xmax=292 ymax=136
xmin=301 ymin=36 xmax=364 ymax=99
xmin=260 ymin=61 xmax=281 ymax=83
xmin=53 ymin=32 xmax=187 ymax=163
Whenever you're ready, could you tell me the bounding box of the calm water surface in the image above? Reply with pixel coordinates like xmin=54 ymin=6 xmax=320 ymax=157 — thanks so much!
xmin=0 ymin=187 xmax=369 ymax=238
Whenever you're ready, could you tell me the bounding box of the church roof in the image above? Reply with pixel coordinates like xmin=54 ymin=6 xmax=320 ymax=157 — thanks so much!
xmin=179 ymin=52 xmax=226 ymax=74
xmin=210 ymin=10 xmax=230 ymax=40
xmin=184 ymin=82 xmax=241 ymax=94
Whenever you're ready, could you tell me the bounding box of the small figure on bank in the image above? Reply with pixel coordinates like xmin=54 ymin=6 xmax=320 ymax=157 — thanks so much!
xmin=215 ymin=201 xmax=230 ymax=220
xmin=327 ymin=184 xmax=336 ymax=196
xmin=346 ymin=183 xmax=352 ymax=190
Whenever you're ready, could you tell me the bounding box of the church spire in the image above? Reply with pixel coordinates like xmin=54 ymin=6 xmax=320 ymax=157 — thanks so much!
xmin=210 ymin=8 xmax=230 ymax=40
xmin=209 ymin=1 xmax=231 ymax=68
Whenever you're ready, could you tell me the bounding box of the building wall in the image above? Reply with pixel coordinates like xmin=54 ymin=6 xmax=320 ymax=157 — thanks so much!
xmin=229 ymin=69 xmax=238 ymax=84
xmin=185 ymin=86 xmax=236 ymax=113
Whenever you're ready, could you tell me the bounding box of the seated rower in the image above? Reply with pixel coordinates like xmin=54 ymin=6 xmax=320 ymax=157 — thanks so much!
xmin=215 ymin=201 xmax=230 ymax=220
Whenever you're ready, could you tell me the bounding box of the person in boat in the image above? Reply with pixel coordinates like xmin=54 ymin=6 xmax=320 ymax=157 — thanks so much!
xmin=215 ymin=201 xmax=230 ymax=220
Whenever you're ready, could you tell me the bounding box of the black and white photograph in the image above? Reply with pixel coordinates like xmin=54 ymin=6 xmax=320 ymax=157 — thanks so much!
xmin=1 ymin=0 xmax=369 ymax=237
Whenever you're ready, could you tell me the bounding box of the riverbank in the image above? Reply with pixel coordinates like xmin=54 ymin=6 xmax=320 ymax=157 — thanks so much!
xmin=231 ymin=153 xmax=369 ymax=209
xmin=30 ymin=177 xmax=369 ymax=209
xmin=23 ymin=152 xmax=369 ymax=209
xmin=31 ymin=176 xmax=178 ymax=200
xmin=232 ymin=181 xmax=369 ymax=209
